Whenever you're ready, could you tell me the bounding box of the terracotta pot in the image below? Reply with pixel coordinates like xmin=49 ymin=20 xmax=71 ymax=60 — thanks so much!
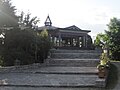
xmin=98 ymin=68 xmax=107 ymax=78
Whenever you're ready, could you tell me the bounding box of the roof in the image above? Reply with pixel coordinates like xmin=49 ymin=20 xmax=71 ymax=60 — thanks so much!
xmin=38 ymin=15 xmax=91 ymax=33
xmin=38 ymin=25 xmax=91 ymax=34
xmin=38 ymin=26 xmax=58 ymax=30
xmin=58 ymin=25 xmax=91 ymax=33
xmin=38 ymin=15 xmax=59 ymax=30
xmin=44 ymin=15 xmax=52 ymax=26
xmin=65 ymin=25 xmax=81 ymax=30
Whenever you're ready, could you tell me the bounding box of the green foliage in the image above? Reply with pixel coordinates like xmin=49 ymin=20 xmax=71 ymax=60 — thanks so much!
xmin=18 ymin=12 xmax=40 ymax=29
xmin=0 ymin=28 xmax=51 ymax=66
xmin=0 ymin=0 xmax=18 ymax=27
xmin=107 ymin=18 xmax=120 ymax=60
xmin=95 ymin=17 xmax=120 ymax=61
xmin=0 ymin=0 xmax=51 ymax=66
xmin=94 ymin=33 xmax=108 ymax=47
xmin=100 ymin=53 xmax=109 ymax=65
xmin=40 ymin=29 xmax=48 ymax=37
xmin=97 ymin=53 xmax=110 ymax=71
xmin=1 ymin=28 xmax=36 ymax=66
xmin=37 ymin=29 xmax=51 ymax=63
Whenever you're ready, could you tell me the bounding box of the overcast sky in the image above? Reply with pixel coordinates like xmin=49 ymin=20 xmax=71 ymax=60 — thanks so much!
xmin=12 ymin=0 xmax=120 ymax=38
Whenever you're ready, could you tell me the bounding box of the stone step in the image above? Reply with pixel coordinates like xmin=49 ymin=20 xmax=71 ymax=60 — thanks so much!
xmin=10 ymin=66 xmax=98 ymax=74
xmin=0 ymin=73 xmax=98 ymax=87
xmin=50 ymin=49 xmax=102 ymax=53
xmin=34 ymin=66 xmax=98 ymax=74
xmin=46 ymin=59 xmax=99 ymax=67
xmin=51 ymin=53 xmax=101 ymax=59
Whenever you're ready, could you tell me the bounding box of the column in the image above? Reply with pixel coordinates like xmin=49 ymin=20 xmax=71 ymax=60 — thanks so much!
xmin=71 ymin=38 xmax=73 ymax=47
xmin=76 ymin=37 xmax=79 ymax=47
xmin=79 ymin=37 xmax=82 ymax=47
xmin=85 ymin=35 xmax=88 ymax=48
xmin=54 ymin=37 xmax=56 ymax=46
xmin=83 ymin=35 xmax=88 ymax=48
xmin=58 ymin=33 xmax=62 ymax=46
xmin=83 ymin=36 xmax=86 ymax=47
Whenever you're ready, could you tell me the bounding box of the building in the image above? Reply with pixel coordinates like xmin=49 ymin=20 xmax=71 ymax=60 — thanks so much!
xmin=38 ymin=15 xmax=93 ymax=49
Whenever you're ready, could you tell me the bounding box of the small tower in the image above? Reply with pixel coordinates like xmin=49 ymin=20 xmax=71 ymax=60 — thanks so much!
xmin=44 ymin=15 xmax=52 ymax=26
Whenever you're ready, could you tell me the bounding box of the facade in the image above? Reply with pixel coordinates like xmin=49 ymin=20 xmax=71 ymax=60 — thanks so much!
xmin=38 ymin=15 xmax=93 ymax=49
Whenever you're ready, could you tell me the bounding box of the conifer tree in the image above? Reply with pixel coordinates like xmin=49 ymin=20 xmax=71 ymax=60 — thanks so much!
xmin=0 ymin=0 xmax=18 ymax=27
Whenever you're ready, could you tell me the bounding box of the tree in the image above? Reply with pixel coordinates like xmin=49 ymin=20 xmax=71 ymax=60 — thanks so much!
xmin=106 ymin=18 xmax=120 ymax=60
xmin=95 ymin=18 xmax=120 ymax=60
xmin=0 ymin=0 xmax=18 ymax=27
xmin=18 ymin=12 xmax=40 ymax=29
xmin=2 ymin=28 xmax=36 ymax=66
xmin=0 ymin=28 xmax=51 ymax=66
xmin=36 ymin=29 xmax=51 ymax=63
xmin=94 ymin=33 xmax=108 ymax=47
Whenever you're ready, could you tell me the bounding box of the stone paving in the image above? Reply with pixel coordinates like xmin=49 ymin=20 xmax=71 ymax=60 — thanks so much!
xmin=0 ymin=72 xmax=98 ymax=87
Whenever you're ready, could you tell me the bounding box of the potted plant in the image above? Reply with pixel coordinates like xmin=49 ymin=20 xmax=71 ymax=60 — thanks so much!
xmin=97 ymin=64 xmax=107 ymax=78
xmin=97 ymin=53 xmax=110 ymax=78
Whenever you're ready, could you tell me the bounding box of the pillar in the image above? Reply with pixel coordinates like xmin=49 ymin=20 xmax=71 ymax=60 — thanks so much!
xmin=85 ymin=35 xmax=88 ymax=48
xmin=58 ymin=33 xmax=62 ymax=46
xmin=76 ymin=37 xmax=79 ymax=47
xmin=83 ymin=35 xmax=88 ymax=48
xmin=54 ymin=37 xmax=56 ymax=46
xmin=83 ymin=36 xmax=86 ymax=47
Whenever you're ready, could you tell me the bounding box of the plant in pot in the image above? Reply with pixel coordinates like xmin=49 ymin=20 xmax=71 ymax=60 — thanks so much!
xmin=97 ymin=53 xmax=110 ymax=78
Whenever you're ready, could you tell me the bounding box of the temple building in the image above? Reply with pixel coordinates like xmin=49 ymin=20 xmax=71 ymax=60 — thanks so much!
xmin=38 ymin=15 xmax=93 ymax=49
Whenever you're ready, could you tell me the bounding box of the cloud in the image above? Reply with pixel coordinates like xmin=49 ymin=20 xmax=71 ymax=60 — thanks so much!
xmin=79 ymin=7 xmax=111 ymax=25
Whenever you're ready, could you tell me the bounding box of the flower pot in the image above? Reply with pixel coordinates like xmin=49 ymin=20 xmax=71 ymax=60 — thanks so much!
xmin=98 ymin=68 xmax=106 ymax=78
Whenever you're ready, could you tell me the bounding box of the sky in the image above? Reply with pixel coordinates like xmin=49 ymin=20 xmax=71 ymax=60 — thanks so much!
xmin=11 ymin=0 xmax=120 ymax=39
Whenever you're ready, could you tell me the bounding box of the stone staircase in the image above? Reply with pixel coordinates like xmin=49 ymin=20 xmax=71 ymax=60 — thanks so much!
xmin=0 ymin=49 xmax=108 ymax=88
xmin=43 ymin=49 xmax=107 ymax=87
xmin=46 ymin=49 xmax=101 ymax=67
xmin=46 ymin=59 xmax=99 ymax=67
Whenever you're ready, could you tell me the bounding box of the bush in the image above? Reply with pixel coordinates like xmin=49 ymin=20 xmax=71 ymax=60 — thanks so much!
xmin=37 ymin=29 xmax=51 ymax=63
xmin=0 ymin=28 xmax=51 ymax=66
xmin=1 ymin=28 xmax=35 ymax=66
